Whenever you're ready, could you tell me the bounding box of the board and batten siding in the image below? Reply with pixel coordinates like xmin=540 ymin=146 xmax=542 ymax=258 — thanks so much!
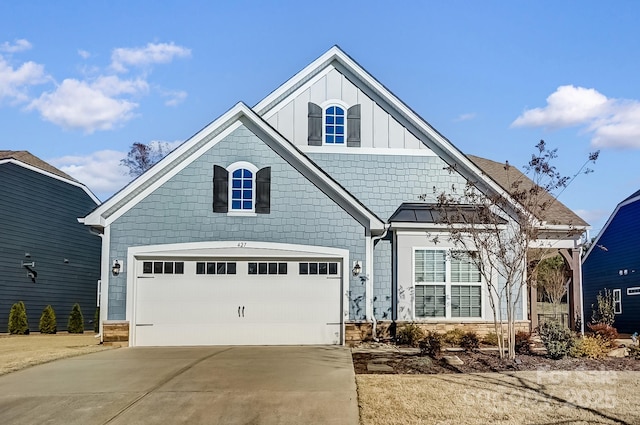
xmin=265 ymin=67 xmax=427 ymax=150
xmin=0 ymin=163 xmax=101 ymax=332
xmin=107 ymin=125 xmax=368 ymax=321
xmin=583 ymin=200 xmax=640 ymax=334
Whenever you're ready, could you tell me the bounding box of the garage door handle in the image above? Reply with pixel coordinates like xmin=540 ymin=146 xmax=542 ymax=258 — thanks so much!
xmin=238 ymin=306 xmax=241 ymax=317
xmin=242 ymin=306 xmax=245 ymax=317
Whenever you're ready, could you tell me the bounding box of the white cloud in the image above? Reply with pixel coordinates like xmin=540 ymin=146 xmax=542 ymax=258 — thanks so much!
xmin=0 ymin=39 xmax=32 ymax=53
xmin=28 ymin=76 xmax=146 ymax=133
xmin=0 ymin=56 xmax=48 ymax=102
xmin=78 ymin=49 xmax=91 ymax=59
xmin=454 ymin=112 xmax=476 ymax=122
xmin=162 ymin=89 xmax=187 ymax=106
xmin=111 ymin=42 xmax=191 ymax=73
xmin=512 ymin=85 xmax=640 ymax=149
xmin=49 ymin=149 xmax=132 ymax=200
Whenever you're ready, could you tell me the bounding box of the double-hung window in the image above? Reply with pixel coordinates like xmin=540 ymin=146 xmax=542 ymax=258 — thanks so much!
xmin=414 ymin=249 xmax=482 ymax=319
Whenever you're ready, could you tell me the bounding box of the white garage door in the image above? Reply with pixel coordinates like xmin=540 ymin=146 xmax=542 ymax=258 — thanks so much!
xmin=132 ymin=258 xmax=342 ymax=346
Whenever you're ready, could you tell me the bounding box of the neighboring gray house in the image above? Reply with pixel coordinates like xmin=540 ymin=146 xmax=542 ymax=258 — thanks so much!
xmin=0 ymin=151 xmax=101 ymax=332
xmin=83 ymin=47 xmax=586 ymax=346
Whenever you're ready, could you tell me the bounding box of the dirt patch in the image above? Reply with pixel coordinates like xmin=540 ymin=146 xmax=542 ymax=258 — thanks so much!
xmin=0 ymin=333 xmax=112 ymax=376
xmin=353 ymin=350 xmax=640 ymax=374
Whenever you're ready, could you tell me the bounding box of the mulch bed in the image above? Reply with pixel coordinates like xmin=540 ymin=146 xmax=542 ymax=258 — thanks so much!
xmin=352 ymin=349 xmax=640 ymax=374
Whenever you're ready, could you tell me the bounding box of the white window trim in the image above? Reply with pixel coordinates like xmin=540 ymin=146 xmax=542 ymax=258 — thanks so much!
xmin=226 ymin=161 xmax=258 ymax=215
xmin=321 ymin=99 xmax=348 ymax=146
xmin=412 ymin=247 xmax=483 ymax=320
xmin=613 ymin=288 xmax=622 ymax=314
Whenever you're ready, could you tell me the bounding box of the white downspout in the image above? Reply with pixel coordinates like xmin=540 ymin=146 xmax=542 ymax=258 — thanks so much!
xmin=368 ymin=225 xmax=390 ymax=342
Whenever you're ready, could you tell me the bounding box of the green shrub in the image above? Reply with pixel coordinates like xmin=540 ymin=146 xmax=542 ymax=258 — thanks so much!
xmin=482 ymin=332 xmax=499 ymax=346
xmin=39 ymin=305 xmax=57 ymax=334
xmin=419 ymin=332 xmax=442 ymax=357
xmin=460 ymin=331 xmax=480 ymax=352
xmin=443 ymin=328 xmax=466 ymax=346
xmin=514 ymin=331 xmax=532 ymax=354
xmin=67 ymin=303 xmax=84 ymax=334
xmin=539 ymin=320 xmax=574 ymax=359
xmin=587 ymin=323 xmax=618 ymax=348
xmin=93 ymin=307 xmax=100 ymax=333
xmin=591 ymin=289 xmax=615 ymax=326
xmin=396 ymin=323 xmax=425 ymax=347
xmin=8 ymin=301 xmax=29 ymax=335
xmin=570 ymin=335 xmax=609 ymax=359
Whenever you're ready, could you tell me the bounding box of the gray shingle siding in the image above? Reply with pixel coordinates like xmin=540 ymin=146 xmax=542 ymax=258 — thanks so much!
xmin=0 ymin=163 xmax=101 ymax=332
xmin=107 ymin=125 xmax=367 ymax=320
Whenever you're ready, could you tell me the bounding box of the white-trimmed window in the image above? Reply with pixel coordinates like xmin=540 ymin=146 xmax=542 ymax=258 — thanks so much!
xmin=324 ymin=105 xmax=345 ymax=145
xmin=414 ymin=249 xmax=482 ymax=319
xmin=613 ymin=289 xmax=622 ymax=314
xmin=227 ymin=162 xmax=258 ymax=213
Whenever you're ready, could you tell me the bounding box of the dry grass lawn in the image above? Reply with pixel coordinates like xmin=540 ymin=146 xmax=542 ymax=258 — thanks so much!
xmin=0 ymin=333 xmax=111 ymax=376
xmin=358 ymin=371 xmax=640 ymax=425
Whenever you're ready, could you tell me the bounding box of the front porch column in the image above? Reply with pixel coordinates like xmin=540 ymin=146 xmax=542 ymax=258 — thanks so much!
xmin=559 ymin=248 xmax=582 ymax=331
xmin=530 ymin=284 xmax=538 ymax=331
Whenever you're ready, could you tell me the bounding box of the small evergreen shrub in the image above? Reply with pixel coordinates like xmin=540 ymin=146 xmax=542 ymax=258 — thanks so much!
xmin=443 ymin=328 xmax=466 ymax=346
xmin=39 ymin=305 xmax=57 ymax=334
xmin=539 ymin=320 xmax=574 ymax=359
xmin=482 ymin=332 xmax=499 ymax=346
xmin=460 ymin=331 xmax=480 ymax=352
xmin=67 ymin=303 xmax=84 ymax=334
xmin=93 ymin=307 xmax=100 ymax=333
xmin=591 ymin=289 xmax=615 ymax=326
xmin=396 ymin=323 xmax=425 ymax=346
xmin=570 ymin=335 xmax=609 ymax=359
xmin=587 ymin=323 xmax=619 ymax=348
xmin=419 ymin=332 xmax=442 ymax=357
xmin=8 ymin=301 xmax=29 ymax=335
xmin=514 ymin=331 xmax=532 ymax=354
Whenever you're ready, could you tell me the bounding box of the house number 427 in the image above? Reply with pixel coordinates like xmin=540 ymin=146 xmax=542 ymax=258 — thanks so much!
xmin=237 ymin=242 xmax=247 ymax=248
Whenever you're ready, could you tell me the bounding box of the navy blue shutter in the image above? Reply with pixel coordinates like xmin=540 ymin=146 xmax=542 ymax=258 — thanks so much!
xmin=308 ymin=102 xmax=322 ymax=146
xmin=255 ymin=167 xmax=271 ymax=214
xmin=347 ymin=104 xmax=361 ymax=147
xmin=213 ymin=165 xmax=228 ymax=212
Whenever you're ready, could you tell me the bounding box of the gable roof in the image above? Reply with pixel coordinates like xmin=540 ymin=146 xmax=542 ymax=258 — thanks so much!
xmin=0 ymin=150 xmax=100 ymax=204
xmin=82 ymin=102 xmax=386 ymax=232
xmin=253 ymin=46 xmax=534 ymax=218
xmin=0 ymin=150 xmax=76 ymax=181
xmin=467 ymin=155 xmax=588 ymax=228
xmin=583 ymin=188 xmax=640 ymax=261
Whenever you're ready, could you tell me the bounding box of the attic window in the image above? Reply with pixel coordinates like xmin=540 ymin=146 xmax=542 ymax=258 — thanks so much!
xmin=308 ymin=102 xmax=361 ymax=147
xmin=324 ymin=106 xmax=345 ymax=144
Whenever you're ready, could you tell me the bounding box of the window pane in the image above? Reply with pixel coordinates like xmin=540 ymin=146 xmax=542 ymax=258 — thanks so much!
xmin=232 ymin=200 xmax=241 ymax=210
xmin=309 ymin=263 xmax=318 ymax=274
xmin=335 ymin=135 xmax=344 ymax=143
xmin=278 ymin=263 xmax=287 ymax=274
xmin=451 ymin=285 xmax=481 ymax=317
xmin=175 ymin=262 xmax=184 ymax=274
xmin=243 ymin=201 xmax=252 ymax=210
xmin=217 ymin=263 xmax=226 ymax=275
xmin=336 ymin=126 xmax=344 ymax=135
xmin=326 ymin=116 xmax=334 ymax=124
xmin=196 ymin=262 xmax=205 ymax=274
xmin=451 ymin=252 xmax=481 ymax=283
xmin=227 ymin=263 xmax=236 ymax=274
xmin=154 ymin=262 xmax=163 ymax=274
xmin=207 ymin=262 xmax=216 ymax=274
xmin=258 ymin=262 xmax=267 ymax=274
xmin=143 ymin=262 xmax=153 ymax=274
xmin=164 ymin=262 xmax=174 ymax=274
xmin=243 ymin=190 xmax=252 ymax=199
xmin=248 ymin=263 xmax=257 ymax=275
xmin=232 ymin=179 xmax=242 ymax=188
xmin=243 ymin=179 xmax=252 ymax=189
xmin=268 ymin=262 xmax=278 ymax=274
xmin=299 ymin=263 xmax=308 ymax=275
xmin=327 ymin=106 xmax=335 ymax=114
xmin=233 ymin=169 xmax=242 ymax=178
xmin=415 ymin=285 xmax=446 ymax=317
xmin=336 ymin=116 xmax=344 ymax=125
xmin=243 ymin=169 xmax=251 ymax=178
xmin=329 ymin=262 xmax=338 ymax=275
xmin=415 ymin=250 xmax=446 ymax=283
xmin=319 ymin=263 xmax=328 ymax=274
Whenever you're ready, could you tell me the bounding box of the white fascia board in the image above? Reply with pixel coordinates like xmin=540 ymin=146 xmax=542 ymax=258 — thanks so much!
xmin=301 ymin=146 xmax=437 ymax=157
xmin=83 ymin=104 xmax=247 ymax=227
xmin=0 ymin=159 xmax=101 ymax=205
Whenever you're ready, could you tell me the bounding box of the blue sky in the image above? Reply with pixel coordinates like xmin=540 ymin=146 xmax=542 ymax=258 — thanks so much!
xmin=1 ymin=1 xmax=639 ymax=236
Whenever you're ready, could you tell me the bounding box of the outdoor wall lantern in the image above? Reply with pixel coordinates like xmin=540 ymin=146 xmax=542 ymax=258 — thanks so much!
xmin=112 ymin=260 xmax=121 ymax=276
xmin=352 ymin=261 xmax=361 ymax=276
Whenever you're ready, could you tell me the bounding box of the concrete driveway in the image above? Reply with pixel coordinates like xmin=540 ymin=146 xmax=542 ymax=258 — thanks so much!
xmin=0 ymin=346 xmax=359 ymax=425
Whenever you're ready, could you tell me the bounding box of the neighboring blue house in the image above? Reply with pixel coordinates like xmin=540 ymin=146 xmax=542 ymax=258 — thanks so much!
xmin=0 ymin=151 xmax=101 ymax=332
xmin=583 ymin=190 xmax=640 ymax=334
xmin=83 ymin=47 xmax=587 ymax=346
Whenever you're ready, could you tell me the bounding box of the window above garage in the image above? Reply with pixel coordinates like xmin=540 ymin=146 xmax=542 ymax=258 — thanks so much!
xmin=213 ymin=162 xmax=271 ymax=215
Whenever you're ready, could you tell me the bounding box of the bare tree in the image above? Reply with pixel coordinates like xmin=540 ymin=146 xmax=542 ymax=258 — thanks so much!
xmin=427 ymin=141 xmax=598 ymax=359
xmin=533 ymin=255 xmax=569 ymax=318
xmin=121 ymin=142 xmax=171 ymax=177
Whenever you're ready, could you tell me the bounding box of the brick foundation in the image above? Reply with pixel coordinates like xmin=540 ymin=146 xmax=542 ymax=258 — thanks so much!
xmin=102 ymin=320 xmax=129 ymax=345
xmin=345 ymin=320 xmax=531 ymax=345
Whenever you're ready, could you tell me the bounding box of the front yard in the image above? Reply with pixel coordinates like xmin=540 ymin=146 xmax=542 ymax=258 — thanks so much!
xmin=0 ymin=333 xmax=110 ymax=375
